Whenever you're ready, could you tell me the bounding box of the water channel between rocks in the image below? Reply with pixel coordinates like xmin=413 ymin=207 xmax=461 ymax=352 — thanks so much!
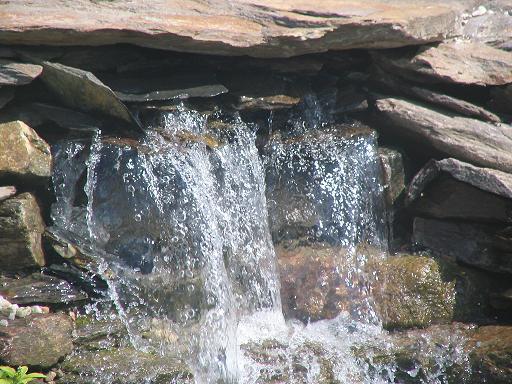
xmin=50 ymin=101 xmax=470 ymax=384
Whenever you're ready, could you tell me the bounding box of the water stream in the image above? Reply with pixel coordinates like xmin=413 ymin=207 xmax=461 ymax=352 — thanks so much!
xmin=51 ymin=100 xmax=468 ymax=383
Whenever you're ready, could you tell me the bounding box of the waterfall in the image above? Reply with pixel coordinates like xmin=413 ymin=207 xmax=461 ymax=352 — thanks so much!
xmin=50 ymin=99 xmax=464 ymax=384
xmin=52 ymin=106 xmax=281 ymax=383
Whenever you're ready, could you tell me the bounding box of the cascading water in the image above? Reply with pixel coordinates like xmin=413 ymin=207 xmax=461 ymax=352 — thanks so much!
xmin=50 ymin=97 xmax=469 ymax=383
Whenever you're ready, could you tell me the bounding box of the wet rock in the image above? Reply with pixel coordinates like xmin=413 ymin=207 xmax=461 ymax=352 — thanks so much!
xmin=0 ymin=87 xmax=14 ymax=109
xmin=0 ymin=186 xmax=16 ymax=203
xmin=0 ymin=60 xmax=42 ymax=85
xmin=241 ymin=338 xmax=348 ymax=384
xmin=0 ymin=313 xmax=73 ymax=368
xmin=378 ymin=147 xmax=405 ymax=206
xmin=334 ymin=86 xmax=368 ymax=114
xmin=59 ymin=348 xmax=193 ymax=384
xmin=277 ymin=245 xmax=354 ymax=322
xmin=101 ymin=74 xmax=228 ymax=103
xmin=413 ymin=217 xmax=512 ymax=274
xmin=406 ymin=159 xmax=512 ymax=223
xmin=0 ymin=273 xmax=87 ymax=305
xmin=371 ymin=255 xmax=455 ymax=330
xmin=354 ymin=323 xmax=473 ymax=383
xmin=0 ymin=193 xmax=45 ymax=270
xmin=39 ymin=62 xmax=140 ymax=130
xmin=468 ymin=325 xmax=512 ymax=383
xmin=373 ymin=41 xmax=512 ymax=86
xmin=374 ymin=98 xmax=512 ymax=173
xmin=73 ymin=315 xmax=126 ymax=349
xmin=0 ymin=1 xmax=471 ymax=57
xmin=0 ymin=120 xmax=51 ymax=182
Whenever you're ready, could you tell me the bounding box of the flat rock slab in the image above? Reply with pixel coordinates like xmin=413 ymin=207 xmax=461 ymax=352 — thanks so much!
xmin=0 ymin=120 xmax=51 ymax=182
xmin=0 ymin=186 xmax=15 ymax=203
xmin=0 ymin=273 xmax=87 ymax=305
xmin=0 ymin=192 xmax=45 ymax=270
xmin=374 ymin=41 xmax=512 ymax=86
xmin=40 ymin=61 xmax=141 ymax=130
xmin=0 ymin=60 xmax=42 ymax=85
xmin=0 ymin=313 xmax=73 ymax=368
xmin=374 ymin=97 xmax=512 ymax=173
xmin=0 ymin=0 xmax=474 ymax=58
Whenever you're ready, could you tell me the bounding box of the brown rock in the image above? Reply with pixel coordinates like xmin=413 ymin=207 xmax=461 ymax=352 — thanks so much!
xmin=0 ymin=313 xmax=73 ymax=368
xmin=40 ymin=62 xmax=140 ymax=129
xmin=374 ymin=98 xmax=512 ymax=173
xmin=0 ymin=60 xmax=42 ymax=85
xmin=0 ymin=193 xmax=45 ymax=270
xmin=0 ymin=120 xmax=51 ymax=182
xmin=0 ymin=1 xmax=474 ymax=58
xmin=373 ymin=41 xmax=512 ymax=85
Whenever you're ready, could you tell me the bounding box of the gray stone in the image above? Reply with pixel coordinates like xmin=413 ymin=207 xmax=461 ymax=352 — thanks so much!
xmin=0 ymin=120 xmax=52 ymax=182
xmin=0 ymin=313 xmax=73 ymax=368
xmin=40 ymin=61 xmax=140 ymax=130
xmin=0 ymin=193 xmax=45 ymax=270
xmin=373 ymin=41 xmax=512 ymax=85
xmin=0 ymin=59 xmax=42 ymax=85
xmin=0 ymin=0 xmax=476 ymax=58
xmin=374 ymin=98 xmax=512 ymax=173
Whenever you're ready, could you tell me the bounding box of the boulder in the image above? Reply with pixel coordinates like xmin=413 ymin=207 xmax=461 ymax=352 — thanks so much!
xmin=0 ymin=273 xmax=87 ymax=305
xmin=0 ymin=313 xmax=73 ymax=368
xmin=370 ymin=255 xmax=455 ymax=330
xmin=0 ymin=193 xmax=46 ymax=270
xmin=0 ymin=120 xmax=51 ymax=182
xmin=0 ymin=60 xmax=42 ymax=85
xmin=0 ymin=0 xmax=474 ymax=58
xmin=39 ymin=61 xmax=140 ymax=130
xmin=374 ymin=98 xmax=512 ymax=173
xmin=406 ymin=159 xmax=512 ymax=222
xmin=413 ymin=217 xmax=512 ymax=274
xmin=373 ymin=41 xmax=512 ymax=86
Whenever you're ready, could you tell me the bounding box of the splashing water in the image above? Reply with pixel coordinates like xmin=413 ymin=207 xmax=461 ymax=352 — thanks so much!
xmin=51 ymin=100 xmax=470 ymax=383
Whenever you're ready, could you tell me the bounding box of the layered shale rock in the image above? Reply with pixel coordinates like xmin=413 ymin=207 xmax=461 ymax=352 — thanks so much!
xmin=0 ymin=0 xmax=475 ymax=58
xmin=0 ymin=60 xmax=42 ymax=86
xmin=373 ymin=40 xmax=512 ymax=85
xmin=374 ymin=98 xmax=512 ymax=173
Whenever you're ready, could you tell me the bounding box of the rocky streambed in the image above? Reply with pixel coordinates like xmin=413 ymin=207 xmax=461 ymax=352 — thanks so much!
xmin=0 ymin=0 xmax=512 ymax=383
